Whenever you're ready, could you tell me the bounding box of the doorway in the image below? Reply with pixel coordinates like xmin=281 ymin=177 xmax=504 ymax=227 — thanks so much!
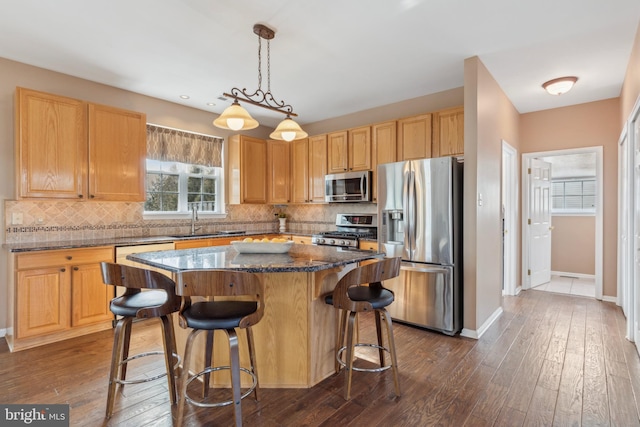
xmin=522 ymin=147 xmax=603 ymax=300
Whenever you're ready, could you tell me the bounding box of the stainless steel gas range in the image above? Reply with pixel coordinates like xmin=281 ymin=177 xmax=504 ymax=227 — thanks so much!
xmin=311 ymin=213 xmax=377 ymax=248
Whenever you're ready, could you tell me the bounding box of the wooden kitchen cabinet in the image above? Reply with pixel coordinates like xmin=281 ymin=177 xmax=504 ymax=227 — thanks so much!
xmin=290 ymin=235 xmax=313 ymax=245
xmin=371 ymin=121 xmax=397 ymax=202
xmin=432 ymin=106 xmax=464 ymax=157
xmin=228 ymin=134 xmax=267 ymax=204
xmin=15 ymin=87 xmax=146 ymax=201
xmin=397 ymin=113 xmax=432 ymax=160
xmin=174 ymin=236 xmax=236 ymax=249
xmin=291 ymin=135 xmax=327 ymax=203
xmin=358 ymin=240 xmax=379 ymax=251
xmin=9 ymin=246 xmax=114 ymax=351
xmin=327 ymin=127 xmax=371 ymax=173
xmin=267 ymin=139 xmax=291 ymax=204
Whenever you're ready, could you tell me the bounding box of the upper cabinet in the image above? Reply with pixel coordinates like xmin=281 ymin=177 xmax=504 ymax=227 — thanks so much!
xmin=327 ymin=126 xmax=371 ymax=173
xmin=432 ymin=106 xmax=464 ymax=157
xmin=228 ymin=134 xmax=267 ymax=204
xmin=15 ymin=87 xmax=146 ymax=201
xmin=291 ymin=135 xmax=328 ymax=203
xmin=397 ymin=113 xmax=432 ymax=161
xmin=371 ymin=121 xmax=397 ymax=202
xmin=267 ymin=139 xmax=291 ymax=204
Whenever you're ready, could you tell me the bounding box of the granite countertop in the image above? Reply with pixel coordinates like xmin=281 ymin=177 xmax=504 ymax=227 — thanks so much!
xmin=2 ymin=231 xmax=277 ymax=253
xmin=127 ymin=244 xmax=383 ymax=273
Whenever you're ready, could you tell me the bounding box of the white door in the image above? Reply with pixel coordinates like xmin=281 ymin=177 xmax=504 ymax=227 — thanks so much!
xmin=529 ymin=159 xmax=552 ymax=287
xmin=502 ymin=141 xmax=518 ymax=295
xmin=618 ymin=127 xmax=631 ymax=330
xmin=633 ymin=113 xmax=640 ymax=349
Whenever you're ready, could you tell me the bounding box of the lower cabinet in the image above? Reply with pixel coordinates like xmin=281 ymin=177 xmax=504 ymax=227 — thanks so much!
xmin=290 ymin=235 xmax=313 ymax=245
xmin=9 ymin=246 xmax=115 ymax=351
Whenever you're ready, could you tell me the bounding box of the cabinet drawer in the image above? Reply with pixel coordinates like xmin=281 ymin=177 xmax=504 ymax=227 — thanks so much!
xmin=17 ymin=247 xmax=114 ymax=270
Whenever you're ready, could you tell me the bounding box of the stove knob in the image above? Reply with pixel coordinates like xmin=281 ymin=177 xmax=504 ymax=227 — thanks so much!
xmin=329 ymin=239 xmax=336 ymax=245
xmin=340 ymin=240 xmax=347 ymax=246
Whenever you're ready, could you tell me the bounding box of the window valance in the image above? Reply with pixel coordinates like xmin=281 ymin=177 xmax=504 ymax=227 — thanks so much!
xmin=147 ymin=124 xmax=223 ymax=167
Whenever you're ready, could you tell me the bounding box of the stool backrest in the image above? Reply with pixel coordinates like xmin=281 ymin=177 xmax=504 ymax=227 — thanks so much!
xmin=100 ymin=262 xmax=182 ymax=317
xmin=176 ymin=270 xmax=264 ymax=329
xmin=332 ymin=257 xmax=401 ymax=312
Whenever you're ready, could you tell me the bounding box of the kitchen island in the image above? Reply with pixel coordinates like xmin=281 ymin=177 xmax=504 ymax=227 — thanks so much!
xmin=128 ymin=244 xmax=383 ymax=388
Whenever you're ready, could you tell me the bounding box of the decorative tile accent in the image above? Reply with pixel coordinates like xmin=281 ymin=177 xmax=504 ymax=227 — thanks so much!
xmin=4 ymin=200 xmax=377 ymax=243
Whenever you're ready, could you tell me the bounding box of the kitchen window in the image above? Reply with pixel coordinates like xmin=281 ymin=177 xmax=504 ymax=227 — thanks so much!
xmin=143 ymin=124 xmax=225 ymax=219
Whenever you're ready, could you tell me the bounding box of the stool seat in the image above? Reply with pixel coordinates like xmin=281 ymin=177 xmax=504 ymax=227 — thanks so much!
xmin=100 ymin=262 xmax=181 ymax=420
xmin=182 ymin=301 xmax=259 ymax=330
xmin=326 ymin=257 xmax=402 ymax=400
xmin=324 ymin=287 xmax=394 ymax=309
xmin=109 ymin=290 xmax=168 ymax=317
xmin=176 ymin=269 xmax=265 ymax=427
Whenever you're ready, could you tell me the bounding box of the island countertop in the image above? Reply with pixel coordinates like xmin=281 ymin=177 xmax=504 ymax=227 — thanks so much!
xmin=127 ymin=243 xmax=382 ymax=273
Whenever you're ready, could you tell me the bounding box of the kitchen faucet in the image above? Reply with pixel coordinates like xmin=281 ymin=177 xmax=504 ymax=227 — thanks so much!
xmin=190 ymin=204 xmax=201 ymax=235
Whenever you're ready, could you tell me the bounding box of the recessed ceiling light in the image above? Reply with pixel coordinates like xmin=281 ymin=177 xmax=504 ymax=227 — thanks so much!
xmin=542 ymin=76 xmax=578 ymax=95
xmin=179 ymin=95 xmax=190 ymax=99
xmin=206 ymin=102 xmax=216 ymax=107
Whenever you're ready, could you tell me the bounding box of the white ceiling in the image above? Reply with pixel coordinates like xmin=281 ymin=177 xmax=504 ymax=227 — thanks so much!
xmin=1 ymin=0 xmax=639 ymax=128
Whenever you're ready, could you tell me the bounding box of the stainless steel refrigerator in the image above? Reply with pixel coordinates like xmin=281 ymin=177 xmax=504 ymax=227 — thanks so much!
xmin=377 ymin=156 xmax=463 ymax=335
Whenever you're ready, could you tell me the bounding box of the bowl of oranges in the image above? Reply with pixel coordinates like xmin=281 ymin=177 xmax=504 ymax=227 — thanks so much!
xmin=231 ymin=237 xmax=294 ymax=254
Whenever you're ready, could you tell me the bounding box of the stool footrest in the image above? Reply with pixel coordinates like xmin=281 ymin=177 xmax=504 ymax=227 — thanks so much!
xmin=185 ymin=366 xmax=258 ymax=408
xmin=337 ymin=343 xmax=393 ymax=373
xmin=116 ymin=351 xmax=181 ymax=385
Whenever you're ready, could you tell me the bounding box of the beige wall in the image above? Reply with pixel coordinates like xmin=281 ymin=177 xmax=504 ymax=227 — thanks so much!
xmin=463 ymin=57 xmax=520 ymax=332
xmin=621 ymin=22 xmax=640 ymax=123
xmin=551 ymin=216 xmax=596 ymax=275
xmin=519 ymin=99 xmax=620 ymax=297
xmin=303 ymin=87 xmax=463 ymax=135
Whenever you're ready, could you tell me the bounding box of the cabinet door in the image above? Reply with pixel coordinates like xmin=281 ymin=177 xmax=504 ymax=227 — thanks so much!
xmin=88 ymin=103 xmax=146 ymax=201
xmin=291 ymin=138 xmax=309 ymax=203
xmin=308 ymin=135 xmax=327 ymax=203
xmin=432 ymin=107 xmax=464 ymax=157
xmin=291 ymin=235 xmax=313 ymax=245
xmin=240 ymin=136 xmax=267 ymax=203
xmin=348 ymin=126 xmax=371 ymax=171
xmin=16 ymin=87 xmax=87 ymax=199
xmin=327 ymin=131 xmax=348 ymax=173
xmin=372 ymin=121 xmax=397 ymax=202
xmin=71 ymin=263 xmax=113 ymax=327
xmin=397 ymin=114 xmax=432 ymax=160
xmin=16 ymin=267 xmax=70 ymax=338
xmin=267 ymin=140 xmax=291 ymax=204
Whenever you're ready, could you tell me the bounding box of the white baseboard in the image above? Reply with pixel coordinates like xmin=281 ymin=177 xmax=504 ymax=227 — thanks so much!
xmin=460 ymin=306 xmax=504 ymax=340
xmin=551 ymin=271 xmax=595 ymax=280
xmin=0 ymin=328 xmax=6 ymax=338
xmin=602 ymin=295 xmax=618 ymax=304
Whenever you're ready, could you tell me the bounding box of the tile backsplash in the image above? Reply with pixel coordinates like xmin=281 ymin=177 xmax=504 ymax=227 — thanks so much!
xmin=4 ymin=200 xmax=376 ymax=243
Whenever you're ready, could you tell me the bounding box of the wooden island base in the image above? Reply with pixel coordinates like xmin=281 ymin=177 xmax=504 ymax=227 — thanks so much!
xmin=173 ymin=265 xmax=354 ymax=388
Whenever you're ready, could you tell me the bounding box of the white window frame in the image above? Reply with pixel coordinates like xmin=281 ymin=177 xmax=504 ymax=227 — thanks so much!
xmin=551 ymin=177 xmax=596 ymax=216
xmin=143 ymin=159 xmax=227 ymax=220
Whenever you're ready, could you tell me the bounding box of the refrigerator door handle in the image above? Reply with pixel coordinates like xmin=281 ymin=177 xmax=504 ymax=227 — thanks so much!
xmin=402 ymin=168 xmax=412 ymax=256
xmin=400 ymin=263 xmax=451 ymax=275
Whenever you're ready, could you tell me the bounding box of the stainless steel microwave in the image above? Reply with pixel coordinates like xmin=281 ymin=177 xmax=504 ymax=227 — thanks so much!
xmin=324 ymin=171 xmax=372 ymax=203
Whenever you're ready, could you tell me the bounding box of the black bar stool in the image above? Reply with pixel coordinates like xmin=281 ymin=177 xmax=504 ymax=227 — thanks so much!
xmin=175 ymin=269 xmax=264 ymax=427
xmin=325 ymin=257 xmax=402 ymax=400
xmin=100 ymin=262 xmax=182 ymax=419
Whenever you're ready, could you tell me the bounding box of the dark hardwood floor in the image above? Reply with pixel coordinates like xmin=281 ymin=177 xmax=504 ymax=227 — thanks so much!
xmin=2 ymin=290 xmax=640 ymax=426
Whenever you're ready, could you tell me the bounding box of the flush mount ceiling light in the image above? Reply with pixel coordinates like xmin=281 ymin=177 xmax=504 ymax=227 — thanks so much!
xmin=542 ymin=76 xmax=578 ymax=95
xmin=214 ymin=23 xmax=308 ymax=141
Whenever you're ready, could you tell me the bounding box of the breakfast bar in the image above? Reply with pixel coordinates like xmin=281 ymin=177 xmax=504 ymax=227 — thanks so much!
xmin=127 ymin=244 xmax=382 ymax=388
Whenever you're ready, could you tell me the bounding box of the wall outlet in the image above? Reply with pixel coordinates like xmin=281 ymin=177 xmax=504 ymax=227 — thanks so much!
xmin=11 ymin=212 xmax=23 ymax=225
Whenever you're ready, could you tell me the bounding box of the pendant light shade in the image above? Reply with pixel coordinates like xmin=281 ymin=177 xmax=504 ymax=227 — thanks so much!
xmin=213 ymin=99 xmax=259 ymax=131
xmin=270 ymin=116 xmax=308 ymax=141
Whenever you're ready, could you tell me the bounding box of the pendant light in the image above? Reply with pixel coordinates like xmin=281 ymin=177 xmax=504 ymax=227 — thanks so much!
xmin=214 ymin=23 xmax=307 ymax=140
xmin=270 ymin=115 xmax=308 ymax=142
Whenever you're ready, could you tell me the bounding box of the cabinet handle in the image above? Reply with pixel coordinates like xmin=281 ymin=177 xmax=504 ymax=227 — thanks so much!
xmin=66 ymin=256 xmax=72 ymax=260
xmin=60 ymin=268 xmax=66 ymax=272
xmin=78 ymin=194 xmax=83 ymax=198
xmin=90 ymin=195 xmax=95 ymax=199
xmin=73 ymin=267 xmax=79 ymax=271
